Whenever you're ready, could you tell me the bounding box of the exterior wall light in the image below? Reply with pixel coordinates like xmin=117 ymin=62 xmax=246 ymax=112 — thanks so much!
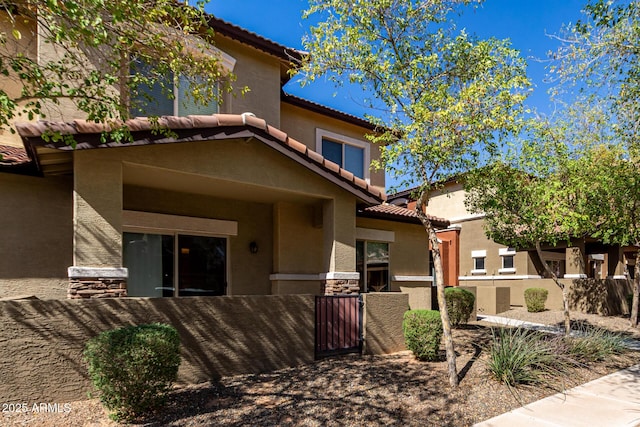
xmin=249 ymin=241 xmax=258 ymax=254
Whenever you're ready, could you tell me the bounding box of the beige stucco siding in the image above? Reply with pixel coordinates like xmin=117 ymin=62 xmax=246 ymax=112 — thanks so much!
xmin=355 ymin=217 xmax=430 ymax=292
xmin=457 ymin=218 xmax=531 ymax=277
xmin=280 ymin=102 xmax=385 ymax=190
xmin=123 ymin=185 xmax=274 ymax=295
xmin=73 ymin=137 xmax=362 ymax=291
xmin=0 ymin=12 xmax=38 ymax=147
xmin=0 ymin=173 xmax=72 ymax=299
xmin=215 ymin=36 xmax=282 ymax=126
xmin=426 ymin=182 xmax=469 ymax=220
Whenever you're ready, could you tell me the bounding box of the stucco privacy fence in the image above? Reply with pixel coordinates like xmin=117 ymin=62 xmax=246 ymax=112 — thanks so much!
xmin=0 ymin=293 xmax=408 ymax=403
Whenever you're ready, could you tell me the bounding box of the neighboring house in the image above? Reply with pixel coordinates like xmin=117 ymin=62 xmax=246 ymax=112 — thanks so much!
xmin=389 ymin=180 xmax=631 ymax=310
xmin=0 ymin=12 xmax=449 ymax=300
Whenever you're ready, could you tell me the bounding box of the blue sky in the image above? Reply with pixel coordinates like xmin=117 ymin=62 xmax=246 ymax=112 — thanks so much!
xmin=207 ymin=0 xmax=587 ymax=118
xmin=206 ymin=1 xmax=588 ymax=187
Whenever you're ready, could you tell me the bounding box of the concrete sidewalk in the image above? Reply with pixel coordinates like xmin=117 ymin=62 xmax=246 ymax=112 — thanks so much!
xmin=473 ymin=364 xmax=640 ymax=426
xmin=474 ymin=315 xmax=640 ymax=426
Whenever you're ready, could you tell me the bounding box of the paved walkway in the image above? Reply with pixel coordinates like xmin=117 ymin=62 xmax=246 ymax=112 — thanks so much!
xmin=474 ymin=315 xmax=640 ymax=427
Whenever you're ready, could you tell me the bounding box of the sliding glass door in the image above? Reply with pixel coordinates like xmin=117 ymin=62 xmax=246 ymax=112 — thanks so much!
xmin=124 ymin=232 xmax=227 ymax=297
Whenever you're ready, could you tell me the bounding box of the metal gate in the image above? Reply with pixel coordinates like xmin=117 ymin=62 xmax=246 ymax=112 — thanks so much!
xmin=315 ymin=295 xmax=363 ymax=359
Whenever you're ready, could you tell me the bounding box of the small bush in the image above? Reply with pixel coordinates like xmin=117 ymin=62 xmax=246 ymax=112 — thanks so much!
xmin=486 ymin=327 xmax=568 ymax=388
xmin=524 ymin=288 xmax=548 ymax=313
xmin=563 ymin=323 xmax=626 ymax=362
xmin=403 ymin=310 xmax=443 ymax=361
xmin=84 ymin=323 xmax=181 ymax=421
xmin=445 ymin=287 xmax=475 ymax=327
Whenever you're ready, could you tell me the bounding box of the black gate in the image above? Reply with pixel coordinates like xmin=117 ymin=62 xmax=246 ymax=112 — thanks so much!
xmin=315 ymin=295 xmax=363 ymax=359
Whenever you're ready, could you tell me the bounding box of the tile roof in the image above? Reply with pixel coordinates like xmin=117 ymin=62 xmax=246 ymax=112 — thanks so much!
xmin=0 ymin=144 xmax=37 ymax=175
xmin=208 ymin=16 xmax=304 ymax=64
xmin=0 ymin=145 xmax=30 ymax=165
xmin=282 ymin=92 xmax=379 ymax=131
xmin=358 ymin=203 xmax=450 ymax=229
xmin=15 ymin=114 xmax=386 ymax=204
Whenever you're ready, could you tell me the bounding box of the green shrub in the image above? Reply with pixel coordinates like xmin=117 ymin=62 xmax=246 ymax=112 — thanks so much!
xmin=403 ymin=310 xmax=443 ymax=361
xmin=445 ymin=287 xmax=475 ymax=327
xmin=563 ymin=323 xmax=626 ymax=362
xmin=486 ymin=327 xmax=568 ymax=388
xmin=524 ymin=288 xmax=548 ymax=313
xmin=84 ymin=323 xmax=181 ymax=421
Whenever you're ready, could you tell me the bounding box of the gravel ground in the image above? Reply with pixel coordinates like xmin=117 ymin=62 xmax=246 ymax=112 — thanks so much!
xmin=4 ymin=307 xmax=640 ymax=427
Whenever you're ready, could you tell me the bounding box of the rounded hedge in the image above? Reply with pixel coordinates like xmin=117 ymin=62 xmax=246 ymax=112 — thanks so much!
xmin=524 ymin=288 xmax=548 ymax=313
xmin=444 ymin=287 xmax=475 ymax=327
xmin=402 ymin=309 xmax=443 ymax=361
xmin=84 ymin=323 xmax=181 ymax=421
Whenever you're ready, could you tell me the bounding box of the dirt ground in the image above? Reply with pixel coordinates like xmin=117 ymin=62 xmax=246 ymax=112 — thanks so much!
xmin=3 ymin=308 xmax=640 ymax=427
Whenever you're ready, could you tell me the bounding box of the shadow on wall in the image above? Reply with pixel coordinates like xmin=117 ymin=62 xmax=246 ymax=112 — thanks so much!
xmin=569 ymin=278 xmax=632 ymax=316
xmin=0 ymin=295 xmax=315 ymax=403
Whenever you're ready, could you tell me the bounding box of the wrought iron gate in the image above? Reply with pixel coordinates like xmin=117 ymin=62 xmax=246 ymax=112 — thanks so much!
xmin=315 ymin=295 xmax=363 ymax=359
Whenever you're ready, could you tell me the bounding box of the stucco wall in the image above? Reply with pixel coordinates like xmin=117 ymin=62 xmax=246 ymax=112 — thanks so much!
xmin=0 ymin=295 xmax=315 ymax=402
xmin=124 ymin=185 xmax=274 ymax=295
xmin=0 ymin=293 xmax=410 ymax=403
xmin=362 ymin=293 xmax=408 ymax=355
xmin=280 ymin=102 xmax=385 ymax=190
xmin=215 ymin=36 xmax=282 ymax=126
xmin=464 ymin=278 xmax=632 ymax=315
xmin=0 ymin=11 xmax=38 ymax=147
xmin=0 ymin=173 xmax=72 ymax=299
xmin=458 ymin=218 xmax=530 ymax=277
xmin=355 ymin=217 xmax=431 ymax=292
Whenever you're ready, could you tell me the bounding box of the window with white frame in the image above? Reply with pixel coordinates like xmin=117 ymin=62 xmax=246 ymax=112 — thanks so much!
xmin=471 ymin=250 xmax=486 ymax=275
xmin=316 ymin=129 xmax=370 ymax=181
xmin=499 ymin=247 xmax=517 ymax=273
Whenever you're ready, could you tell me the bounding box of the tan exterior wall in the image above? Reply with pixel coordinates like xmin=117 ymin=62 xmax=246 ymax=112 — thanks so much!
xmin=0 ymin=293 xmax=410 ymax=402
xmin=74 ymin=138 xmax=361 ymax=293
xmin=464 ymin=278 xmax=632 ymax=315
xmin=280 ymin=102 xmax=385 ymax=190
xmin=425 ymin=182 xmax=469 ymax=220
xmin=0 ymin=174 xmax=72 ymax=299
xmin=215 ymin=36 xmax=282 ymax=126
xmin=355 ymin=217 xmax=430 ymax=292
xmin=0 ymin=295 xmax=315 ymax=402
xmin=0 ymin=11 xmax=38 ymax=147
xmin=123 ymin=185 xmax=274 ymax=295
xmin=362 ymin=293 xmax=408 ymax=355
xmin=457 ymin=218 xmax=531 ymax=277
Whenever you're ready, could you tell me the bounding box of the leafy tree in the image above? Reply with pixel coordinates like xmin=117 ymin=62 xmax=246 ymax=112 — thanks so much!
xmin=465 ymin=129 xmax=579 ymax=334
xmin=299 ymin=0 xmax=530 ymax=386
xmin=0 ymin=0 xmax=239 ymax=143
xmin=549 ymin=0 xmax=640 ymax=326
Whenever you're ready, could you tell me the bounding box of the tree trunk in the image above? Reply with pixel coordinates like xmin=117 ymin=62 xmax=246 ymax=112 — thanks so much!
xmin=535 ymin=241 xmax=571 ymax=334
xmin=416 ymin=190 xmax=458 ymax=388
xmin=631 ymin=250 xmax=640 ymax=327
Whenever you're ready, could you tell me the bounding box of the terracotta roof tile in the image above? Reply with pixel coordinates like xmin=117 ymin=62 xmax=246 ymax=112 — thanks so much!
xmin=359 ymin=204 xmax=449 ymax=228
xmin=353 ymin=176 xmax=367 ymax=189
xmin=15 ymin=114 xmax=387 ymax=204
xmin=163 ymin=116 xmax=194 ymax=129
xmin=323 ymin=159 xmax=340 ymax=174
xmin=189 ymin=115 xmax=219 ymax=127
xmin=339 ymin=169 xmax=354 ymax=182
xmin=284 ymin=138 xmax=307 ymax=155
xmin=0 ymin=145 xmax=30 ymax=165
xmin=266 ymin=124 xmax=287 ymax=142
xmin=243 ymin=114 xmax=267 ymax=130
xmin=306 ymin=149 xmax=324 ymax=165
xmin=216 ymin=114 xmax=244 ymax=126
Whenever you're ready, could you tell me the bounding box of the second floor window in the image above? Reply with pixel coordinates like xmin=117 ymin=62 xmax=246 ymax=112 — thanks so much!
xmin=130 ymin=60 xmax=219 ymax=117
xmin=471 ymin=250 xmax=486 ymax=274
xmin=316 ymin=129 xmax=370 ymax=181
